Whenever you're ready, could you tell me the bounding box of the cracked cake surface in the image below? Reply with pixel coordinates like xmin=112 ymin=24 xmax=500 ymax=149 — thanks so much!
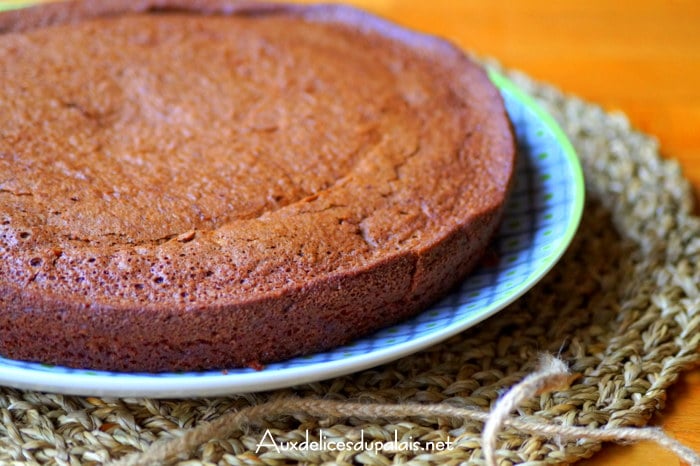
xmin=0 ymin=0 xmax=516 ymax=371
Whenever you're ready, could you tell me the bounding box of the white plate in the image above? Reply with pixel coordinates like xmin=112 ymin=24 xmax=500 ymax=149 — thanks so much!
xmin=0 ymin=71 xmax=584 ymax=397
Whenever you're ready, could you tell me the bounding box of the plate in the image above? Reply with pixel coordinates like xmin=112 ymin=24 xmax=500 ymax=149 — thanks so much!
xmin=0 ymin=2 xmax=36 ymax=12
xmin=0 ymin=71 xmax=584 ymax=397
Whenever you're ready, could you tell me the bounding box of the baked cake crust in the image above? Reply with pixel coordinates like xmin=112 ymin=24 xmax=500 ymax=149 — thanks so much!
xmin=0 ymin=0 xmax=516 ymax=372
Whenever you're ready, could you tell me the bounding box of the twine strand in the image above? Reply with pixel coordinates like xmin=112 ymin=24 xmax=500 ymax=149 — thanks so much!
xmin=482 ymin=354 xmax=575 ymax=465
xmin=109 ymin=355 xmax=700 ymax=466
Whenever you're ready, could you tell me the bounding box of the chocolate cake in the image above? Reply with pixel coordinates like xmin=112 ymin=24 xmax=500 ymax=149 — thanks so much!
xmin=0 ymin=0 xmax=516 ymax=372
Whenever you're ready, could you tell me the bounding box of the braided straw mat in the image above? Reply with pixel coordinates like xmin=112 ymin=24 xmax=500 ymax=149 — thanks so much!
xmin=2 ymin=65 xmax=700 ymax=465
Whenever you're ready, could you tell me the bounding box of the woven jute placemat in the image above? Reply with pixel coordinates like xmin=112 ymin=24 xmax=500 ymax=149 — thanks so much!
xmin=2 ymin=66 xmax=700 ymax=465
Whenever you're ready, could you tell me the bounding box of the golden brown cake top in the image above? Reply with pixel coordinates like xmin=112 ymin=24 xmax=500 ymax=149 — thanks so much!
xmin=0 ymin=1 xmax=515 ymax=310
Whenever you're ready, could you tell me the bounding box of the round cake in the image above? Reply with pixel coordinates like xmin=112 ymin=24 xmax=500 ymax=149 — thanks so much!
xmin=0 ymin=0 xmax=516 ymax=372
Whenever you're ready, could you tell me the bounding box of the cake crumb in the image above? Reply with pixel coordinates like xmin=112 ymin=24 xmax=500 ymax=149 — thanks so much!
xmin=249 ymin=361 xmax=265 ymax=371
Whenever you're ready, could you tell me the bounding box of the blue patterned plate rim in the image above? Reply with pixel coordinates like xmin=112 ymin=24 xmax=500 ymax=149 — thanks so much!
xmin=0 ymin=71 xmax=584 ymax=397
xmin=488 ymin=69 xmax=585 ymax=284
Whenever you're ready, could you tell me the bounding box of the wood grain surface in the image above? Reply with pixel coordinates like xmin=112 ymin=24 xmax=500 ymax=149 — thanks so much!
xmin=5 ymin=0 xmax=700 ymax=464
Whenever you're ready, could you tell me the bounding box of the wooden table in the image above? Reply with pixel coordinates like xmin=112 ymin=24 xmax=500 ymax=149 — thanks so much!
xmin=6 ymin=0 xmax=700 ymax=464
xmin=333 ymin=0 xmax=700 ymax=464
